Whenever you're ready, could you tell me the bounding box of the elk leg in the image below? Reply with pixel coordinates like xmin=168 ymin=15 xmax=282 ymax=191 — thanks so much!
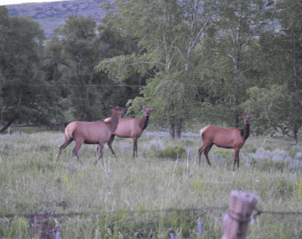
xmin=135 ymin=138 xmax=138 ymax=157
xmin=107 ymin=134 xmax=116 ymax=157
xmin=198 ymin=144 xmax=211 ymax=166
xmin=233 ymin=148 xmax=240 ymax=171
xmin=95 ymin=145 xmax=99 ymax=157
xmin=72 ymin=139 xmax=84 ymax=165
xmin=204 ymin=143 xmax=213 ymax=166
xmin=133 ymin=138 xmax=137 ymax=158
xmin=57 ymin=137 xmax=73 ymax=160
xmin=95 ymin=142 xmax=105 ymax=165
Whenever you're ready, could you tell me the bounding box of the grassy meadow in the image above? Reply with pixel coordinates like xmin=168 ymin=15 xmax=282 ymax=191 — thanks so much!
xmin=0 ymin=128 xmax=302 ymax=238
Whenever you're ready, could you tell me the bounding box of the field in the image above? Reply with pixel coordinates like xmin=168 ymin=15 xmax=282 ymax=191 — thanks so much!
xmin=0 ymin=128 xmax=302 ymax=238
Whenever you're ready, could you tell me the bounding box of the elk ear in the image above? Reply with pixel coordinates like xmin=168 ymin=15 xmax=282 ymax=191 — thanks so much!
xmin=251 ymin=113 xmax=255 ymax=118
xmin=152 ymin=108 xmax=156 ymax=111
xmin=107 ymin=105 xmax=114 ymax=109
xmin=240 ymin=113 xmax=244 ymax=118
xmin=140 ymin=106 xmax=145 ymax=110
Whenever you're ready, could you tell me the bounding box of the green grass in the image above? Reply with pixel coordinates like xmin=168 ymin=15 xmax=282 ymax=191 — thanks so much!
xmin=0 ymin=132 xmax=302 ymax=238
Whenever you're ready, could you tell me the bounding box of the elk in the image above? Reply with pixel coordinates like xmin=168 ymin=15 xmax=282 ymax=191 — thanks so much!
xmin=100 ymin=106 xmax=156 ymax=157
xmin=198 ymin=114 xmax=255 ymax=171
xmin=57 ymin=105 xmax=127 ymax=164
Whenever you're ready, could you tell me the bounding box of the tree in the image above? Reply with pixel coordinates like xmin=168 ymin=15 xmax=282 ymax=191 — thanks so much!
xmin=242 ymin=0 xmax=302 ymax=143
xmin=0 ymin=6 xmax=62 ymax=132
xmin=198 ymin=0 xmax=275 ymax=128
xmin=97 ymin=0 xmax=215 ymax=138
xmin=44 ymin=15 xmax=141 ymax=121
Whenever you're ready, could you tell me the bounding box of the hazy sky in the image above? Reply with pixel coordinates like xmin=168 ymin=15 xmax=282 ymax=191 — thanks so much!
xmin=0 ymin=0 xmax=66 ymax=5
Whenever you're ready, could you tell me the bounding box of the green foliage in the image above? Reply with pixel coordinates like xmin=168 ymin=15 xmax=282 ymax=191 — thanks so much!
xmin=249 ymin=158 xmax=258 ymax=167
xmin=200 ymin=0 xmax=275 ymax=127
xmin=98 ymin=0 xmax=215 ymax=132
xmin=275 ymin=160 xmax=290 ymax=172
xmin=213 ymin=149 xmax=233 ymax=159
xmin=244 ymin=144 xmax=257 ymax=153
xmin=261 ymin=158 xmax=273 ymax=172
xmin=0 ymin=6 xmax=63 ymax=129
xmin=242 ymin=0 xmax=302 ymax=140
xmin=158 ymin=145 xmax=186 ymax=159
xmin=45 ymin=15 xmax=140 ymax=122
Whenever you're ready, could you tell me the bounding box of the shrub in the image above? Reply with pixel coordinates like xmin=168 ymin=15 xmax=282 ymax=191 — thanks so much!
xmin=158 ymin=145 xmax=186 ymax=159
xmin=275 ymin=160 xmax=289 ymax=172
xmin=261 ymin=158 xmax=273 ymax=171
xmin=249 ymin=158 xmax=257 ymax=168
xmin=244 ymin=144 xmax=257 ymax=153
xmin=213 ymin=149 xmax=233 ymax=159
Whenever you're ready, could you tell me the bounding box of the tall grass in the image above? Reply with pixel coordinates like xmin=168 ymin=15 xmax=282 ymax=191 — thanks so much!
xmin=0 ymin=131 xmax=302 ymax=238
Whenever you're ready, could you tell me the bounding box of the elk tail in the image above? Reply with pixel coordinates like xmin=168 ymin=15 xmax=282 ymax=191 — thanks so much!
xmin=199 ymin=125 xmax=211 ymax=137
xmin=104 ymin=117 xmax=111 ymax=122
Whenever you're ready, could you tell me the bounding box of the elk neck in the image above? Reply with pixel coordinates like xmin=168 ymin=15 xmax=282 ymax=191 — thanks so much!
xmin=141 ymin=114 xmax=149 ymax=130
xmin=109 ymin=112 xmax=120 ymax=132
xmin=242 ymin=123 xmax=250 ymax=140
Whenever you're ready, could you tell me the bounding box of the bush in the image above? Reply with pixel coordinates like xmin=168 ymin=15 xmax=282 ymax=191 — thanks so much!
xmin=261 ymin=158 xmax=273 ymax=171
xmin=213 ymin=149 xmax=233 ymax=159
xmin=275 ymin=160 xmax=289 ymax=172
xmin=249 ymin=158 xmax=257 ymax=168
xmin=158 ymin=145 xmax=186 ymax=159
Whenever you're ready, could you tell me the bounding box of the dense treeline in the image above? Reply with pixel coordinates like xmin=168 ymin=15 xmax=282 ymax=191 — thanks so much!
xmin=0 ymin=0 xmax=301 ymax=141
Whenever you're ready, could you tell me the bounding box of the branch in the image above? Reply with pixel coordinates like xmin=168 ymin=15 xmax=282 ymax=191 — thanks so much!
xmin=189 ymin=10 xmax=213 ymax=56
xmin=123 ymin=61 xmax=165 ymax=72
xmin=275 ymin=104 xmax=284 ymax=111
xmin=170 ymin=45 xmax=185 ymax=60
xmin=230 ymin=29 xmax=236 ymax=44
xmin=227 ymin=54 xmax=236 ymax=64
xmin=241 ymin=10 xmax=275 ymax=49
xmin=191 ymin=0 xmax=199 ymax=30
xmin=239 ymin=60 xmax=258 ymax=77
xmin=56 ymin=58 xmax=78 ymax=76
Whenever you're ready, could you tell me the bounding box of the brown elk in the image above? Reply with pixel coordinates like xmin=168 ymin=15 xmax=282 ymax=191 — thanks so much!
xmin=198 ymin=114 xmax=255 ymax=171
xmin=100 ymin=106 xmax=156 ymax=157
xmin=57 ymin=105 xmax=127 ymax=164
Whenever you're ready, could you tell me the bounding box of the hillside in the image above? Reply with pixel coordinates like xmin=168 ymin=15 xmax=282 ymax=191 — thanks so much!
xmin=5 ymin=0 xmax=106 ymax=38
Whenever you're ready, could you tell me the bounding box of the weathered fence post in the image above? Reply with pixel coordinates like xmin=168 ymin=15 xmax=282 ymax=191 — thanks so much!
xmin=222 ymin=191 xmax=258 ymax=239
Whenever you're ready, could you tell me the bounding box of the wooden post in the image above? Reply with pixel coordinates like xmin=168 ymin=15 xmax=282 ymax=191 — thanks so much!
xmin=222 ymin=191 xmax=258 ymax=239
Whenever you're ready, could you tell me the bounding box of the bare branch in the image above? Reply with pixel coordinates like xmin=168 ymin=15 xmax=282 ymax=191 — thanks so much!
xmin=275 ymin=104 xmax=284 ymax=111
xmin=227 ymin=54 xmax=236 ymax=64
xmin=230 ymin=29 xmax=236 ymax=44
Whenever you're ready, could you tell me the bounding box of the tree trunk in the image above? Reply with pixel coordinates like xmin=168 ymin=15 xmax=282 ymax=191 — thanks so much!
xmin=0 ymin=113 xmax=19 ymax=133
xmin=175 ymin=117 xmax=182 ymax=138
xmin=169 ymin=103 xmax=175 ymax=139
xmin=169 ymin=123 xmax=175 ymax=139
